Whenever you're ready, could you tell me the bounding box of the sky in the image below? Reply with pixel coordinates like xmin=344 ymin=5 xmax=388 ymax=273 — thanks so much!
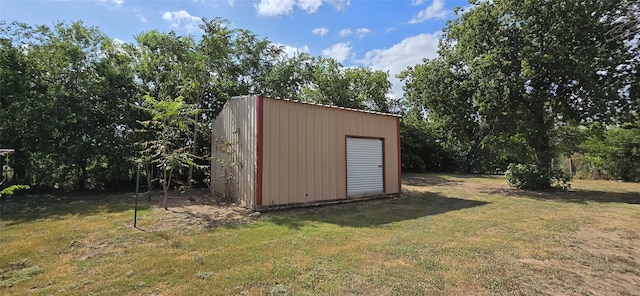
xmin=0 ymin=0 xmax=471 ymax=98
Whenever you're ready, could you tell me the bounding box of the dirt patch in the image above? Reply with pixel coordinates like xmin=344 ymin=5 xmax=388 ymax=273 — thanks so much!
xmin=138 ymin=190 xmax=256 ymax=232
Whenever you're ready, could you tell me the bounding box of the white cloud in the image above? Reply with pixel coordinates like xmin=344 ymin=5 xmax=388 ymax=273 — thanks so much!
xmin=137 ymin=14 xmax=148 ymax=23
xmin=409 ymin=0 xmax=449 ymax=24
xmin=255 ymin=0 xmax=296 ymax=16
xmin=322 ymin=42 xmax=352 ymax=63
xmin=339 ymin=28 xmax=352 ymax=37
xmin=338 ymin=28 xmax=370 ymax=38
xmin=355 ymin=28 xmax=371 ymax=38
xmin=326 ymin=0 xmax=349 ymax=11
xmin=278 ymin=43 xmax=310 ymax=58
xmin=412 ymin=0 xmax=424 ymax=5
xmin=356 ymin=32 xmax=440 ymax=98
xmin=162 ymin=10 xmax=202 ymax=33
xmin=255 ymin=0 xmax=349 ymax=16
xmin=95 ymin=0 xmax=124 ymax=9
xmin=298 ymin=0 xmax=323 ymax=13
xmin=312 ymin=27 xmax=329 ymax=36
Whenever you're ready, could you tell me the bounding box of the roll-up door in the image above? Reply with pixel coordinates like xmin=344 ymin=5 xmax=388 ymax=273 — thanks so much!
xmin=347 ymin=137 xmax=384 ymax=195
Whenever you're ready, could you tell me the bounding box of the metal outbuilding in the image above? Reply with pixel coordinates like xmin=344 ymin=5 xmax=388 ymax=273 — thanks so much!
xmin=211 ymin=95 xmax=401 ymax=210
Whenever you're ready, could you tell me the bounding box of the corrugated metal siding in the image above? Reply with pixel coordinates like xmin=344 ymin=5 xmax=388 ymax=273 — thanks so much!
xmin=261 ymin=98 xmax=400 ymax=207
xmin=346 ymin=138 xmax=384 ymax=195
xmin=211 ymin=96 xmax=256 ymax=208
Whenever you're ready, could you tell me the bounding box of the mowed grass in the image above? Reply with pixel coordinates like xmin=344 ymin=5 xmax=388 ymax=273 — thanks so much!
xmin=1 ymin=175 xmax=639 ymax=295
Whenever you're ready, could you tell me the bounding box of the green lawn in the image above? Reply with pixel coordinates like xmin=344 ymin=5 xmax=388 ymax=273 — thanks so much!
xmin=1 ymin=174 xmax=639 ymax=295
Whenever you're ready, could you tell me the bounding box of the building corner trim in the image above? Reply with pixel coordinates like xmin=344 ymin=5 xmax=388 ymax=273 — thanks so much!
xmin=396 ymin=117 xmax=402 ymax=193
xmin=256 ymin=95 xmax=264 ymax=206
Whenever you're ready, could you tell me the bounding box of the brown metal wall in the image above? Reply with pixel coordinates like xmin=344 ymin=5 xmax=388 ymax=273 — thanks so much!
xmin=261 ymin=98 xmax=400 ymax=207
xmin=211 ymin=96 xmax=257 ymax=208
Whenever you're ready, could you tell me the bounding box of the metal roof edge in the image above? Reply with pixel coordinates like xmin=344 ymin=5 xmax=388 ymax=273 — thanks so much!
xmin=229 ymin=95 xmax=401 ymax=118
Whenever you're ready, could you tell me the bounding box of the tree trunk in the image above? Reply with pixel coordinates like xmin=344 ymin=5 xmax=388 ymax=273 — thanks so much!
xmin=465 ymin=139 xmax=482 ymax=174
xmin=530 ymin=72 xmax=554 ymax=171
xmin=534 ymin=139 xmax=552 ymax=170
xmin=162 ymin=167 xmax=169 ymax=210
xmin=188 ymin=90 xmax=204 ymax=199
xmin=77 ymin=158 xmax=87 ymax=191
xmin=187 ymin=111 xmax=198 ymax=200
xmin=532 ymin=114 xmax=554 ymax=171
xmin=146 ymin=163 xmax=153 ymax=201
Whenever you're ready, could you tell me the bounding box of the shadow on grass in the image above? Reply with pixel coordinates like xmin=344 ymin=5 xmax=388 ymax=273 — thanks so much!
xmin=267 ymin=191 xmax=489 ymax=229
xmin=486 ymin=188 xmax=640 ymax=204
xmin=402 ymin=173 xmax=503 ymax=187
xmin=0 ymin=193 xmax=149 ymax=225
xmin=402 ymin=174 xmax=461 ymax=187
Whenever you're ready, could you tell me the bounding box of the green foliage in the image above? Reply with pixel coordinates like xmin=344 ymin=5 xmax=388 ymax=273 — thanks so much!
xmin=209 ymin=134 xmax=243 ymax=201
xmin=400 ymin=0 xmax=636 ymax=172
xmin=0 ymin=184 xmax=29 ymax=198
xmin=400 ymin=111 xmax=460 ymax=172
xmin=299 ymin=57 xmax=393 ymax=112
xmin=505 ymin=163 xmax=570 ymax=190
xmin=137 ymin=95 xmax=201 ymax=208
xmin=479 ymin=133 xmax=536 ymax=174
xmin=1 ymin=21 xmax=137 ymax=190
xmin=580 ymin=123 xmax=640 ymax=182
xmin=261 ymin=52 xmax=314 ymax=99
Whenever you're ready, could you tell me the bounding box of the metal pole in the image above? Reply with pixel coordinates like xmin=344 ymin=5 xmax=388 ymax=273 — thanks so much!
xmin=134 ymin=163 xmax=140 ymax=228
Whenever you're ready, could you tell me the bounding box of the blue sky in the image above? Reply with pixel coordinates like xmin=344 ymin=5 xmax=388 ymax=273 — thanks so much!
xmin=1 ymin=0 xmax=470 ymax=97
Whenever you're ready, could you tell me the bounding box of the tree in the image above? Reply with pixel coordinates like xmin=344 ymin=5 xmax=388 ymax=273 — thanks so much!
xmin=0 ymin=32 xmax=30 ymax=182
xmin=344 ymin=67 xmax=393 ymax=113
xmin=261 ymin=52 xmax=315 ymax=99
xmin=580 ymin=121 xmax=640 ymax=182
xmin=401 ymin=0 xmax=637 ymax=173
xmin=299 ymin=57 xmax=393 ymax=112
xmin=137 ymin=95 xmax=200 ymax=209
xmin=400 ymin=110 xmax=460 ymax=172
xmin=0 ymin=21 xmax=137 ymax=189
xmin=399 ymin=57 xmax=485 ymax=172
xmin=132 ymin=18 xmax=287 ymax=194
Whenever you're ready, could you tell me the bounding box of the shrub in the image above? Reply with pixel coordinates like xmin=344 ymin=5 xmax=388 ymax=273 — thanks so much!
xmin=505 ymin=163 xmax=570 ymax=190
xmin=579 ymin=123 xmax=640 ymax=182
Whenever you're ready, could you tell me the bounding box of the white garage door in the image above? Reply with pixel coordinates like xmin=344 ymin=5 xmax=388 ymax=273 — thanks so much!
xmin=347 ymin=137 xmax=384 ymax=196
